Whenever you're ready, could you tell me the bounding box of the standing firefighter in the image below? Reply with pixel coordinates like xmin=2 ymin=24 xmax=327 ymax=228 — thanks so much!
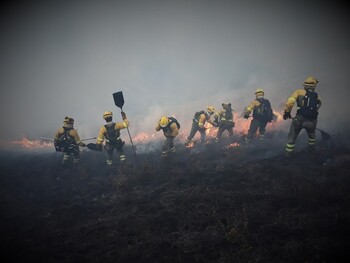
xmin=155 ymin=116 xmax=180 ymax=157
xmin=244 ymin=88 xmax=273 ymax=143
xmin=283 ymin=76 xmax=322 ymax=153
xmin=185 ymin=106 xmax=215 ymax=146
xmin=54 ymin=116 xmax=86 ymax=165
xmin=96 ymin=111 xmax=129 ymax=166
xmin=213 ymin=103 xmax=235 ymax=142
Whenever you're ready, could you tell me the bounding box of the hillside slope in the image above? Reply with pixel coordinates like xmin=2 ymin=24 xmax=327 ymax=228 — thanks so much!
xmin=0 ymin=132 xmax=349 ymax=262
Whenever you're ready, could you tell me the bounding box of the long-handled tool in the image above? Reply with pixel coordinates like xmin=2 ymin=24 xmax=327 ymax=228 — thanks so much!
xmin=113 ymin=91 xmax=137 ymax=157
xmin=285 ymin=114 xmax=332 ymax=142
xmin=316 ymin=128 xmax=331 ymax=141
xmin=40 ymin=137 xmax=54 ymax=141
xmin=40 ymin=137 xmax=96 ymax=142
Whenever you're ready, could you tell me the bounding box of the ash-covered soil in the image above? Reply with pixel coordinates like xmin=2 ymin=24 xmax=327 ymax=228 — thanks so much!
xmin=0 ymin=131 xmax=350 ymax=263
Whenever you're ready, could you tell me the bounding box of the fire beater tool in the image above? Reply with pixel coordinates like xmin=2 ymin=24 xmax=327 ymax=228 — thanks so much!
xmin=113 ymin=91 xmax=136 ymax=157
xmin=316 ymin=128 xmax=331 ymax=141
xmin=288 ymin=115 xmax=331 ymax=141
xmin=40 ymin=137 xmax=96 ymax=142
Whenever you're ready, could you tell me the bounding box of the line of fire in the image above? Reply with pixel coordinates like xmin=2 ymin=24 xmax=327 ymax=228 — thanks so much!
xmin=2 ymin=111 xmax=284 ymax=151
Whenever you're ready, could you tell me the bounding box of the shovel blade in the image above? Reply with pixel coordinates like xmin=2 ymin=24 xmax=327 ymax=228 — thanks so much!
xmin=113 ymin=91 xmax=125 ymax=109
xmin=87 ymin=143 xmax=102 ymax=152
xmin=317 ymin=128 xmax=331 ymax=141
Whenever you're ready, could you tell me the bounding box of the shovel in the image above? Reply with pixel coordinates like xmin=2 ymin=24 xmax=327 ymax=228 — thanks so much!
xmin=289 ymin=115 xmax=331 ymax=142
xmin=40 ymin=137 xmax=96 ymax=142
xmin=113 ymin=91 xmax=137 ymax=157
xmin=87 ymin=143 xmax=102 ymax=151
xmin=316 ymin=128 xmax=331 ymax=141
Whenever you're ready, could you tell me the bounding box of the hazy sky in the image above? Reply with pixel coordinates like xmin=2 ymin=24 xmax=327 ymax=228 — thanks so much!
xmin=1 ymin=0 xmax=349 ymax=141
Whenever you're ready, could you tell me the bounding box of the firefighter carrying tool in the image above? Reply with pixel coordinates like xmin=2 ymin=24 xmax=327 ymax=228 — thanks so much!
xmin=54 ymin=116 xmax=86 ymax=165
xmin=283 ymin=76 xmax=322 ymax=153
xmin=244 ymin=88 xmax=273 ymax=144
xmin=93 ymin=111 xmax=129 ymax=166
xmin=213 ymin=103 xmax=235 ymax=142
xmin=185 ymin=106 xmax=215 ymax=146
xmin=113 ymin=91 xmax=136 ymax=158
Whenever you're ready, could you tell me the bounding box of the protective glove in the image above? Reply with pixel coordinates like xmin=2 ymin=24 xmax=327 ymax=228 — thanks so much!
xmin=121 ymin=111 xmax=127 ymax=120
xmin=123 ymin=119 xmax=129 ymax=128
xmin=243 ymin=113 xmax=250 ymax=119
xmin=283 ymin=111 xmax=292 ymax=120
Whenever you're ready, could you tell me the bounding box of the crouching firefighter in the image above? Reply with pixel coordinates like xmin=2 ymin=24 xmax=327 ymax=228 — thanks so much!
xmin=283 ymin=76 xmax=322 ymax=153
xmin=213 ymin=103 xmax=235 ymax=142
xmin=96 ymin=111 xmax=129 ymax=166
xmin=155 ymin=116 xmax=180 ymax=157
xmin=244 ymin=88 xmax=273 ymax=144
xmin=185 ymin=106 xmax=215 ymax=146
xmin=54 ymin=116 xmax=86 ymax=165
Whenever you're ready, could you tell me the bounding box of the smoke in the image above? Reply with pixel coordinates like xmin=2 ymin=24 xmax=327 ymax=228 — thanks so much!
xmin=0 ymin=0 xmax=349 ymax=143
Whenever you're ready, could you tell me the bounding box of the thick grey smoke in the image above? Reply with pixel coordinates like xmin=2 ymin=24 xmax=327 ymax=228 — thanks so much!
xmin=1 ymin=0 xmax=349 ymax=143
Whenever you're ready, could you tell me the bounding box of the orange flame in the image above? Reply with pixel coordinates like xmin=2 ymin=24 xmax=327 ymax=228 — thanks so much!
xmin=132 ymin=131 xmax=162 ymax=144
xmin=224 ymin=142 xmax=240 ymax=149
xmin=130 ymin=112 xmax=286 ymax=146
xmin=204 ymin=123 xmax=217 ymax=137
xmin=185 ymin=142 xmax=195 ymax=148
xmin=273 ymin=110 xmax=284 ymax=123
xmin=10 ymin=137 xmax=53 ymax=149
xmin=132 ymin=132 xmax=151 ymax=143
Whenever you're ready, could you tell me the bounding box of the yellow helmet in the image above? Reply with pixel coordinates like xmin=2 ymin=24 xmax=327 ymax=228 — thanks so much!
xmin=159 ymin=116 xmax=169 ymax=127
xmin=63 ymin=116 xmax=74 ymax=124
xmin=207 ymin=106 xmax=215 ymax=115
xmin=255 ymin=88 xmax=264 ymax=95
xmin=103 ymin=111 xmax=113 ymax=119
xmin=303 ymin=76 xmax=318 ymax=87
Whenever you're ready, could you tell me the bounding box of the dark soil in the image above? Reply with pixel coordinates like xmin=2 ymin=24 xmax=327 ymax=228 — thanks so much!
xmin=1 ymin=131 xmax=349 ymax=262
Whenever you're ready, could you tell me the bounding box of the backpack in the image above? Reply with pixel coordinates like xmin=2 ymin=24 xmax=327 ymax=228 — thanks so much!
xmin=253 ymin=99 xmax=273 ymax=122
xmin=218 ymin=109 xmax=234 ymax=127
xmin=168 ymin=117 xmax=180 ymax=129
xmin=297 ymin=90 xmax=319 ymax=120
xmin=193 ymin=110 xmax=205 ymax=121
xmin=57 ymin=128 xmax=75 ymax=151
xmin=161 ymin=117 xmax=180 ymax=134
xmin=104 ymin=123 xmax=121 ymax=145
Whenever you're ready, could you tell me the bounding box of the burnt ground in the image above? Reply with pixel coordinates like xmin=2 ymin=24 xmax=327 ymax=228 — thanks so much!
xmin=0 ymin=131 xmax=350 ymax=263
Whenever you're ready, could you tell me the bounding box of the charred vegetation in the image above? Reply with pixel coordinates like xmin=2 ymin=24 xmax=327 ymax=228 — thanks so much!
xmin=0 ymin=130 xmax=349 ymax=262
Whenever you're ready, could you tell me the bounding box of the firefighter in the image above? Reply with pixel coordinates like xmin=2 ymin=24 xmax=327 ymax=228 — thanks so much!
xmin=185 ymin=106 xmax=215 ymax=146
xmin=155 ymin=116 xmax=180 ymax=157
xmin=96 ymin=111 xmax=129 ymax=166
xmin=283 ymin=76 xmax=322 ymax=153
xmin=213 ymin=103 xmax=235 ymax=142
xmin=244 ymin=88 xmax=273 ymax=143
xmin=54 ymin=116 xmax=86 ymax=165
